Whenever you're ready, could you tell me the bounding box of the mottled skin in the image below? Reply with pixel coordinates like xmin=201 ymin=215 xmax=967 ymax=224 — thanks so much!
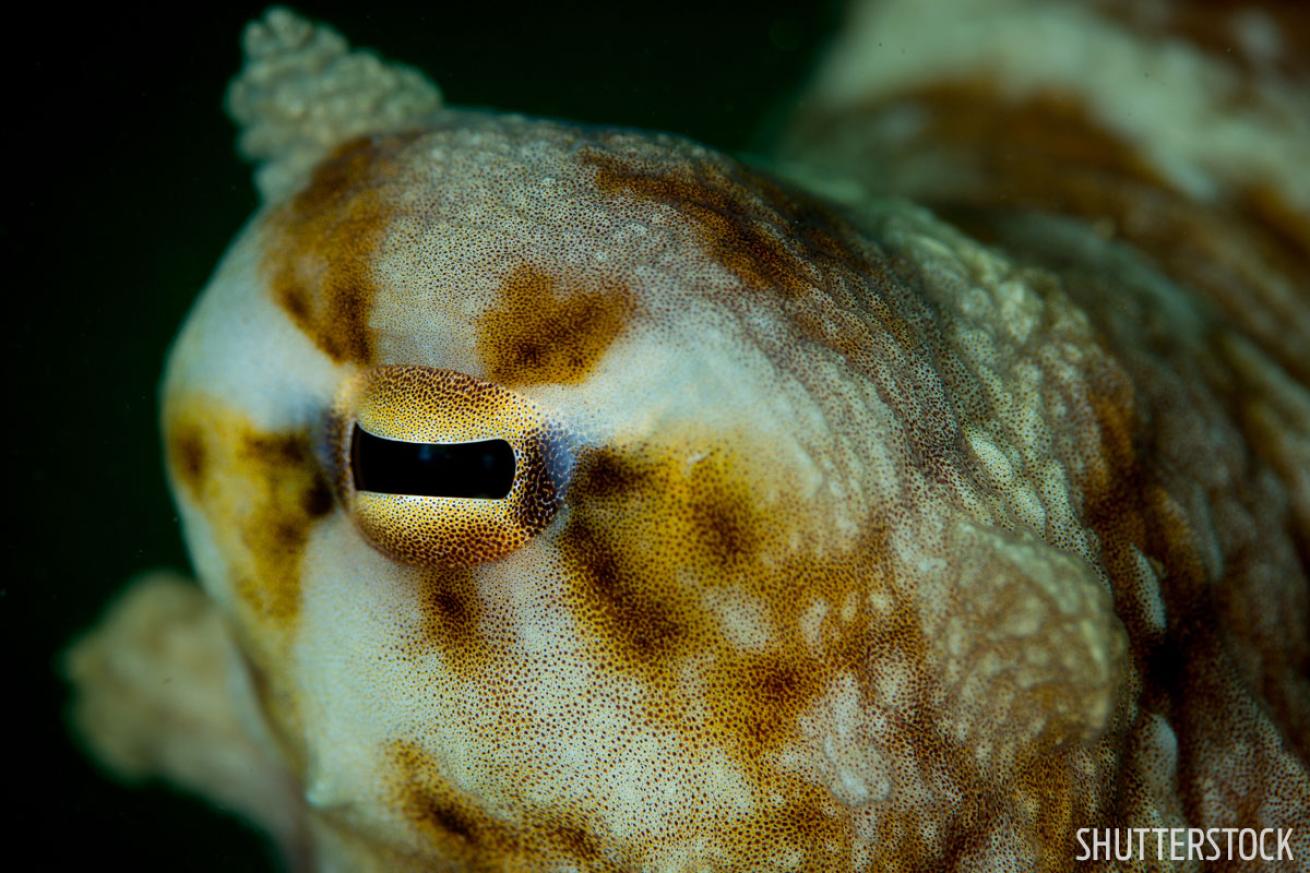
xmin=66 ymin=4 xmax=1310 ymax=871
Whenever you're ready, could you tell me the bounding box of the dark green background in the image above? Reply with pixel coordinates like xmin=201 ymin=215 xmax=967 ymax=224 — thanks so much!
xmin=14 ymin=3 xmax=836 ymax=868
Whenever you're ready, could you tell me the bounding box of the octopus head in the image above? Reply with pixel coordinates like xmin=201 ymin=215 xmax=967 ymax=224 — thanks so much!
xmin=159 ymin=11 xmax=1128 ymax=869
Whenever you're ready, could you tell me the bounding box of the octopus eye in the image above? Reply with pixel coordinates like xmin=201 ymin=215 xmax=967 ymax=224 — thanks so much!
xmin=350 ymin=427 xmax=516 ymax=499
xmin=335 ymin=366 xmax=564 ymax=566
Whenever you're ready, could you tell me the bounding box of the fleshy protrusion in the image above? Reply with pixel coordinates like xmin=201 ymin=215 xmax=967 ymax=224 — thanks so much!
xmin=226 ymin=6 xmax=441 ymax=201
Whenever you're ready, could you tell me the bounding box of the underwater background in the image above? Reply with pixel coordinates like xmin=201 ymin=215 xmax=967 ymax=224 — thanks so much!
xmin=15 ymin=2 xmax=837 ymax=868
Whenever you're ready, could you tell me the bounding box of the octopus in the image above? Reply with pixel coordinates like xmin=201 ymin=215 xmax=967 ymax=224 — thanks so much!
xmin=65 ymin=2 xmax=1310 ymax=871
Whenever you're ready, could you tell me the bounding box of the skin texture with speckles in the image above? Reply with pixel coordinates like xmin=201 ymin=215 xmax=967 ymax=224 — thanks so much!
xmin=66 ymin=4 xmax=1309 ymax=871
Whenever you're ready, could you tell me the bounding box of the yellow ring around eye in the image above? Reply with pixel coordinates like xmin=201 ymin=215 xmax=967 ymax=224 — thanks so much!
xmin=334 ymin=366 xmax=567 ymax=566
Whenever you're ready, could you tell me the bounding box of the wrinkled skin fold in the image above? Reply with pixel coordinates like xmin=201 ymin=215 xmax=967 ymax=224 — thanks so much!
xmin=67 ymin=3 xmax=1310 ymax=871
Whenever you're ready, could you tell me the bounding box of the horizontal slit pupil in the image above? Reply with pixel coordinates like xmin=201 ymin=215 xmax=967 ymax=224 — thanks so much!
xmin=351 ymin=425 xmax=515 ymax=499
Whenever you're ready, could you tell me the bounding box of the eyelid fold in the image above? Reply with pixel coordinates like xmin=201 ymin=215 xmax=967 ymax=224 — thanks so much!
xmin=333 ymin=365 xmax=569 ymax=566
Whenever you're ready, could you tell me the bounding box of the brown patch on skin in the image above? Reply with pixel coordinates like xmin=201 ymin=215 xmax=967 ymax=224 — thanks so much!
xmin=390 ymin=740 xmax=517 ymax=864
xmin=558 ymin=445 xmax=696 ymax=668
xmin=1237 ymin=182 xmax=1310 ymax=287
xmin=169 ymin=422 xmax=208 ymax=495
xmin=737 ymin=658 xmax=824 ymax=748
xmin=165 ymin=402 xmax=333 ymax=629
xmin=387 ymin=740 xmax=617 ymax=870
xmin=1094 ymin=0 xmax=1310 ymax=81
xmin=264 ymin=132 xmax=420 ymax=365
xmin=561 ymin=518 xmax=688 ymax=667
xmin=546 ymin=820 xmax=604 ymax=865
xmin=475 ymin=264 xmax=635 ymax=387
xmin=687 ymin=472 xmax=762 ymax=569
xmin=840 ymin=569 xmax=1038 ymax=872
xmin=585 ymin=149 xmax=859 ymax=302
xmin=566 ymin=445 xmax=652 ymax=500
xmin=164 ymin=395 xmax=335 ymax=776
xmin=408 ymin=568 xmax=490 ymax=677
xmin=1015 ymin=753 xmax=1082 ymax=869
xmin=553 ymin=437 xmax=914 ymax=864
xmin=901 ymin=84 xmax=1165 ymax=188
xmin=808 ymin=80 xmax=1310 ymax=385
xmin=229 ymin=430 xmax=335 ymax=625
xmin=558 ymin=440 xmax=793 ymax=679
xmin=422 ymin=802 xmax=478 ymax=846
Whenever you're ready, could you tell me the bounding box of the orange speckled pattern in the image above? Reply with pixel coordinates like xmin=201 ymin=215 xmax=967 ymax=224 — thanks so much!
xmin=65 ymin=5 xmax=1309 ymax=872
xmin=476 ymin=264 xmax=636 ymax=386
xmin=335 ymin=365 xmax=567 ymax=566
xmin=162 ymin=393 xmax=334 ymax=770
xmin=265 ymin=131 xmax=422 ymax=365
